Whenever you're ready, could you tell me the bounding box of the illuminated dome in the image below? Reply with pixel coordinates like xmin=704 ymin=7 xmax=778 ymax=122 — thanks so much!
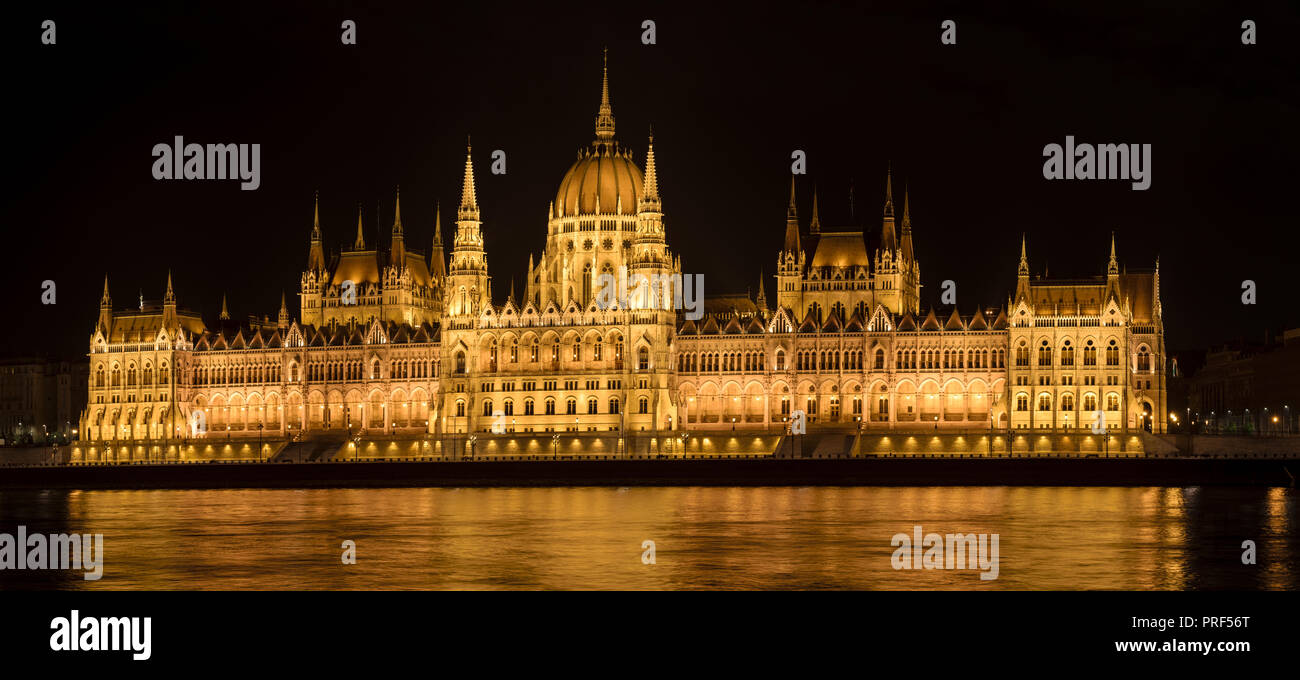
xmin=554 ymin=145 xmax=643 ymax=217
xmin=551 ymin=51 xmax=644 ymax=218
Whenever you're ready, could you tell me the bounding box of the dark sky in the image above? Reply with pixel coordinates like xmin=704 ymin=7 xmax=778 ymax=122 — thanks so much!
xmin=5 ymin=1 xmax=1297 ymax=361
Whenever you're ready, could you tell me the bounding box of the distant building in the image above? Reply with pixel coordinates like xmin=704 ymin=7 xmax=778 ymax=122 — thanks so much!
xmin=0 ymin=358 xmax=88 ymax=444
xmin=1187 ymin=328 xmax=1300 ymax=434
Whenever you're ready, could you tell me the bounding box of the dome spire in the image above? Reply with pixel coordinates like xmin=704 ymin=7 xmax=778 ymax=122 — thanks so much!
xmin=594 ymin=49 xmax=615 ymax=143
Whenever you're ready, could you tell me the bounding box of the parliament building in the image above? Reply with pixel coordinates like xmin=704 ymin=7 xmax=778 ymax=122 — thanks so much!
xmin=79 ymin=58 xmax=1168 ymax=453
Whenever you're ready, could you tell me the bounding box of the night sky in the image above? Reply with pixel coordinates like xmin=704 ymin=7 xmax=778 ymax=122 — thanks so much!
xmin=5 ymin=1 xmax=1297 ymax=362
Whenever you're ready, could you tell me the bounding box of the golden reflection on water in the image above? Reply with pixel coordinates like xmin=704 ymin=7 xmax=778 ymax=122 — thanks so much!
xmin=0 ymin=487 xmax=1295 ymax=590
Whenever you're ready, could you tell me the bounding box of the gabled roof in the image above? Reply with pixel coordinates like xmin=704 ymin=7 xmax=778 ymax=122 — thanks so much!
xmin=943 ymin=307 xmax=965 ymax=331
xmin=920 ymin=308 xmax=941 ymax=331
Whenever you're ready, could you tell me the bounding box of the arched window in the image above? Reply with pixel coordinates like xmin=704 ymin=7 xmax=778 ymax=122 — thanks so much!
xmin=1016 ymin=393 xmax=1029 ymax=411
xmin=455 ymin=352 xmax=466 ymax=375
xmin=371 ymin=359 xmax=381 ymax=380
xmin=1137 ymin=346 xmax=1151 ymax=372
xmin=503 ymin=399 xmax=514 ymax=416
xmin=609 ymin=398 xmax=620 ymax=414
xmin=1038 ymin=340 xmax=1052 ymax=367
xmin=1106 ymin=340 xmax=1120 ymax=366
xmin=530 ymin=339 xmax=539 ymax=362
xmin=455 ymin=400 xmax=466 ymax=417
xmin=1061 ymin=394 xmax=1075 ymax=411
xmin=593 ymin=339 xmax=602 ymax=361
xmin=482 ymin=400 xmax=494 ymax=417
xmin=1037 ymin=394 xmax=1052 ymax=411
xmin=1083 ymin=393 xmax=1097 ymax=412
xmin=524 ymin=399 xmax=535 ymax=415
xmin=545 ymin=398 xmax=555 ymax=415
xmin=1016 ymin=341 xmax=1029 ymax=367
xmin=566 ymin=398 xmax=577 ymax=415
xmin=1106 ymin=393 xmax=1120 ymax=411
xmin=587 ymin=398 xmax=598 ymax=414
xmin=874 ymin=348 xmax=884 ymax=370
xmin=1083 ymin=340 xmax=1097 ymax=366
xmin=95 ymin=364 xmax=105 ymax=387
xmin=637 ymin=347 xmax=650 ymax=370
xmin=638 ymin=397 xmax=649 ymax=414
xmin=1061 ymin=340 xmax=1074 ymax=366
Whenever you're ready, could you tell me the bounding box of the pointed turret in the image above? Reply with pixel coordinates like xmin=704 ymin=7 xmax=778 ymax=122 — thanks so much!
xmin=1015 ymin=234 xmax=1032 ymax=305
xmin=594 ymin=48 xmax=615 ymax=143
xmin=879 ymin=165 xmax=897 ymax=254
xmin=219 ymin=294 xmax=230 ymax=321
xmin=810 ymin=187 xmax=821 ymax=236
xmin=1108 ymin=232 xmax=1118 ymax=275
xmin=448 ymin=141 xmax=489 ymax=316
xmin=900 ymin=183 xmax=914 ymax=263
xmin=458 ymin=140 xmax=479 ymax=222
xmin=755 ymin=269 xmax=768 ymax=312
xmin=1018 ymin=234 xmax=1029 ymax=276
xmin=162 ymin=270 xmax=177 ymax=330
xmin=353 ymin=204 xmax=366 ymax=250
xmin=783 ymin=176 xmax=801 ymax=254
xmin=97 ymin=275 xmax=113 ymax=335
xmin=307 ymin=191 xmax=327 ymax=272
xmin=390 ymin=186 xmax=406 ymax=267
xmin=429 ymin=201 xmax=446 ymax=280
xmin=278 ymin=291 xmax=289 ymax=329
xmin=1105 ymin=232 xmax=1121 ymax=304
xmin=638 ymin=127 xmax=661 ymax=212
xmin=164 ymin=270 xmax=175 ymax=305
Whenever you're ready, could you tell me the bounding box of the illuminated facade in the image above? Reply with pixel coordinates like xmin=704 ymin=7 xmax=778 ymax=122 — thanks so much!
xmin=78 ymin=57 xmax=1167 ymax=446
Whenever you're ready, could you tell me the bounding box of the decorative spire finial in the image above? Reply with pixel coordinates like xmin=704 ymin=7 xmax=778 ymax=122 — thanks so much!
xmin=459 ymin=142 xmax=479 ymax=220
xmin=595 ymin=49 xmax=615 ymax=142
xmin=353 ymin=204 xmax=365 ymax=250
xmin=219 ymin=293 xmax=230 ymax=321
xmin=883 ymin=162 xmax=895 ymax=218
xmin=393 ymin=186 xmax=403 ymax=234
xmin=1019 ymin=234 xmax=1029 ymax=276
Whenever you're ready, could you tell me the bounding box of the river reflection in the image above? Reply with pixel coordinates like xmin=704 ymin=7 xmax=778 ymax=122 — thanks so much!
xmin=0 ymin=486 xmax=1294 ymax=590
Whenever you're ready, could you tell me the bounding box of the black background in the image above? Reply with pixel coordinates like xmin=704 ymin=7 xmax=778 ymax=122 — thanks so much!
xmin=4 ymin=1 xmax=1298 ymax=361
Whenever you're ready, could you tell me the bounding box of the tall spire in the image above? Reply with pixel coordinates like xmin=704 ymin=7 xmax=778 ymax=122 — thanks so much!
xmin=390 ymin=186 xmax=406 ymax=267
xmin=787 ymin=176 xmax=798 ymax=220
xmin=1018 ymin=234 xmax=1029 ymax=276
xmin=879 ymin=165 xmax=897 ymax=254
xmin=900 ymin=183 xmax=914 ymax=263
xmin=810 ymin=187 xmax=821 ymax=235
xmin=353 ymin=204 xmax=366 ymax=250
xmin=429 ymin=201 xmax=446 ymax=280
xmin=219 ymin=293 xmax=230 ymax=321
xmin=433 ymin=201 xmax=443 ymax=245
xmin=459 ymin=140 xmax=479 ymax=221
xmin=164 ymin=270 xmax=175 ymax=304
xmin=311 ymin=190 xmax=322 ymax=239
xmin=594 ymin=49 xmax=615 ymax=142
xmin=755 ymin=269 xmax=768 ymax=311
xmin=883 ymin=163 xmax=895 ymax=218
xmin=1108 ymin=232 xmax=1118 ymax=275
xmin=101 ymin=275 xmax=110 ymax=304
xmin=639 ymin=128 xmax=661 ymax=212
xmin=392 ymin=186 xmax=403 ymax=235
xmin=783 ymin=176 xmax=801 ymax=254
xmin=278 ymin=291 xmax=289 ymax=329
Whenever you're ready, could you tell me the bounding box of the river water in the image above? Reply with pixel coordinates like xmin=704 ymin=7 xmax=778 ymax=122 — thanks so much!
xmin=0 ymin=486 xmax=1295 ymax=589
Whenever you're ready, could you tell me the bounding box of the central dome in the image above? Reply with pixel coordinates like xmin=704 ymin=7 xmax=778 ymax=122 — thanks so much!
xmin=554 ymin=144 xmax=644 ymax=217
